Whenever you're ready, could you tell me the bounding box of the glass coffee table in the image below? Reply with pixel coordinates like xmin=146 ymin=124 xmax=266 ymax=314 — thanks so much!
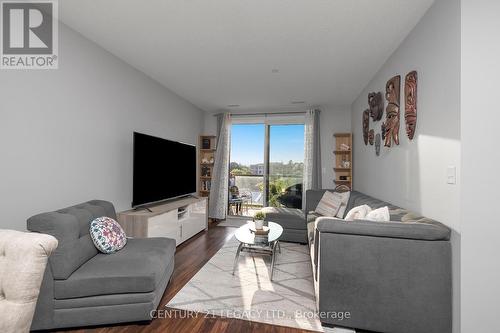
xmin=232 ymin=221 xmax=283 ymax=280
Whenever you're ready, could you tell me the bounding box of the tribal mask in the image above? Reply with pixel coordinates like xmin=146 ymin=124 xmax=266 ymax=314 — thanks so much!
xmin=362 ymin=109 xmax=370 ymax=145
xmin=368 ymin=92 xmax=384 ymax=121
xmin=404 ymin=71 xmax=418 ymax=140
xmin=384 ymin=75 xmax=401 ymax=147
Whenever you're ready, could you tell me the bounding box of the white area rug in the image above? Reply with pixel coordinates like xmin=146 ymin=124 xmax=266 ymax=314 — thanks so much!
xmin=167 ymin=236 xmax=355 ymax=332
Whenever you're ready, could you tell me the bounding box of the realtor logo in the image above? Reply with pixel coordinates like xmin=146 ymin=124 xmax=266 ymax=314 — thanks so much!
xmin=1 ymin=0 xmax=58 ymax=69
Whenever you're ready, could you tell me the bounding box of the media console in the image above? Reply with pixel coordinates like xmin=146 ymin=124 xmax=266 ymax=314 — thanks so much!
xmin=117 ymin=196 xmax=208 ymax=246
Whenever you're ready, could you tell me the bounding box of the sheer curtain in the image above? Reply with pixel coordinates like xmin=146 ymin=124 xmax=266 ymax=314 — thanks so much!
xmin=209 ymin=113 xmax=231 ymax=220
xmin=303 ymin=109 xmax=322 ymax=208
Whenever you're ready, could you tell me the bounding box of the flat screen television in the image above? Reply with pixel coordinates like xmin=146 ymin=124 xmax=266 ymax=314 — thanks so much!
xmin=133 ymin=132 xmax=196 ymax=207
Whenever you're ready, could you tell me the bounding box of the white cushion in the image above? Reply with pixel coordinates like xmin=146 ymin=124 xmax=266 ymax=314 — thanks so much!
xmin=335 ymin=191 xmax=351 ymax=218
xmin=365 ymin=206 xmax=390 ymax=221
xmin=315 ymin=191 xmax=342 ymax=217
xmin=345 ymin=204 xmax=372 ymax=221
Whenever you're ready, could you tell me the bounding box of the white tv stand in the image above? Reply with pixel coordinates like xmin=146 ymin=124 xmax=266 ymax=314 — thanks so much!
xmin=117 ymin=196 xmax=208 ymax=246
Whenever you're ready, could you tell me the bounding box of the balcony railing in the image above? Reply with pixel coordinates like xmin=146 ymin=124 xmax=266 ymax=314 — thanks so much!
xmin=229 ymin=174 xmax=303 ymax=216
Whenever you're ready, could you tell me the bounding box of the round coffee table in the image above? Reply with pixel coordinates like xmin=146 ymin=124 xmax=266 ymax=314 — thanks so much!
xmin=232 ymin=221 xmax=283 ymax=280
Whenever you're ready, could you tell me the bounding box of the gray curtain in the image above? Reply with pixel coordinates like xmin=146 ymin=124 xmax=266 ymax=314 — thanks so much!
xmin=209 ymin=113 xmax=231 ymax=220
xmin=303 ymin=109 xmax=322 ymax=208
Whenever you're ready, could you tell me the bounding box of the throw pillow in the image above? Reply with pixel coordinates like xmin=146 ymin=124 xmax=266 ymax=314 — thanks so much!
xmin=335 ymin=191 xmax=351 ymax=218
xmin=315 ymin=191 xmax=342 ymax=217
xmin=365 ymin=206 xmax=390 ymax=222
xmin=89 ymin=217 xmax=127 ymax=254
xmin=345 ymin=204 xmax=372 ymax=221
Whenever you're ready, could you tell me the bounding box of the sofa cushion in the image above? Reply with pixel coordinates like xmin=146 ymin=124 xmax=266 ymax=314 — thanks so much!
xmin=314 ymin=191 xmax=342 ymax=217
xmin=365 ymin=206 xmax=390 ymax=221
xmin=345 ymin=191 xmax=446 ymax=228
xmin=54 ymin=237 xmax=175 ymax=299
xmin=27 ymin=200 xmax=116 ymax=279
xmin=89 ymin=217 xmax=127 ymax=254
xmin=335 ymin=191 xmax=351 ymax=218
xmin=262 ymin=207 xmax=305 ymax=230
xmin=345 ymin=204 xmax=372 ymax=221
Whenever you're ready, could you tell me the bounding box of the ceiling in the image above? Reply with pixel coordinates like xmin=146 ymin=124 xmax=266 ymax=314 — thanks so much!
xmin=59 ymin=0 xmax=434 ymax=112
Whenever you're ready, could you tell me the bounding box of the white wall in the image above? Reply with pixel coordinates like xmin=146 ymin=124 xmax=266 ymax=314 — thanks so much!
xmin=461 ymin=1 xmax=500 ymax=331
xmin=318 ymin=105 xmax=351 ymax=189
xmin=0 ymin=24 xmax=204 ymax=231
xmin=350 ymin=0 xmax=461 ymax=331
xmin=203 ymin=105 xmax=351 ymax=189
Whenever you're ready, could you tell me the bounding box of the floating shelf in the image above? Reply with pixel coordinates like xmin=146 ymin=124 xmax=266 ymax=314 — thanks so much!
xmin=334 ymin=167 xmax=351 ymax=172
xmin=334 ymin=150 xmax=351 ymax=154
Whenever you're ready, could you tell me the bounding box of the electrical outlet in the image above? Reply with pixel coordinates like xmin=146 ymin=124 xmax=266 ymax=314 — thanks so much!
xmin=447 ymin=166 xmax=456 ymax=184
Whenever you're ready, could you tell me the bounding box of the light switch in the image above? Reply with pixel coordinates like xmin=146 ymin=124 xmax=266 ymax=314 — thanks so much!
xmin=447 ymin=166 xmax=456 ymax=184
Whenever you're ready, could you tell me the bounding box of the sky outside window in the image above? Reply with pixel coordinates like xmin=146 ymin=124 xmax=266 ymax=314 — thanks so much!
xmin=230 ymin=124 xmax=304 ymax=166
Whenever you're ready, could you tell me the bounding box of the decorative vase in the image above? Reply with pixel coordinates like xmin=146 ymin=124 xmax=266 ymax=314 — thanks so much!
xmin=254 ymin=220 xmax=264 ymax=230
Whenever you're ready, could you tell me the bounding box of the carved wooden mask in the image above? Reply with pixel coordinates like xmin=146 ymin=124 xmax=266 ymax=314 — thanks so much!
xmin=384 ymin=75 xmax=401 ymax=147
xmin=368 ymin=92 xmax=384 ymax=121
xmin=368 ymin=129 xmax=374 ymax=145
xmin=362 ymin=109 xmax=369 ymax=145
xmin=404 ymin=71 xmax=418 ymax=140
xmin=375 ymin=133 xmax=381 ymax=156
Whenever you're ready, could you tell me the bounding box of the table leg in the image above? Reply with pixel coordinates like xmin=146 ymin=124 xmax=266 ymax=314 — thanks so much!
xmin=232 ymin=243 xmax=243 ymax=275
xmin=270 ymin=241 xmax=279 ymax=280
xmin=277 ymin=241 xmax=281 ymax=254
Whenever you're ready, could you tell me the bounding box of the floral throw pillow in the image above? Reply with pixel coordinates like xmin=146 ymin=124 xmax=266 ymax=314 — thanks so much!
xmin=89 ymin=217 xmax=127 ymax=254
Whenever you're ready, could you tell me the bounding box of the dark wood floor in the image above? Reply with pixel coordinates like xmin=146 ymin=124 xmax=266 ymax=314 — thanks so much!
xmin=57 ymin=223 xmax=318 ymax=333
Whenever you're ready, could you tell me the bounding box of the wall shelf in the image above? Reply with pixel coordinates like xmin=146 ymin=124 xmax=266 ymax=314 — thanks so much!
xmin=333 ymin=133 xmax=352 ymax=189
xmin=199 ymin=135 xmax=217 ymax=197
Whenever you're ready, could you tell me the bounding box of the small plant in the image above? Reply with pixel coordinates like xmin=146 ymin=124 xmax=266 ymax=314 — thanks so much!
xmin=254 ymin=211 xmax=266 ymax=221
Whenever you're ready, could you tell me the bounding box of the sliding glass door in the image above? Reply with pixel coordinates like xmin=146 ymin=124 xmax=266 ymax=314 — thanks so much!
xmin=229 ymin=122 xmax=305 ymax=217
xmin=267 ymin=124 xmax=305 ymax=209
xmin=229 ymin=124 xmax=265 ymax=216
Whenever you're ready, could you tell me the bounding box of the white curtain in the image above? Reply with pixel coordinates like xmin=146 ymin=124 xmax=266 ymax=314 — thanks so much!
xmin=303 ymin=109 xmax=322 ymax=208
xmin=209 ymin=113 xmax=231 ymax=220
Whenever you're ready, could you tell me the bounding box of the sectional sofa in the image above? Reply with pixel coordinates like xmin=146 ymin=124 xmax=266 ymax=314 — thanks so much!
xmin=308 ymin=190 xmax=452 ymax=333
xmin=267 ymin=189 xmax=452 ymax=333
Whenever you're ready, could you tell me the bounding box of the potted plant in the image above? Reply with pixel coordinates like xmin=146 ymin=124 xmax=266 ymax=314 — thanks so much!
xmin=253 ymin=211 xmax=266 ymax=230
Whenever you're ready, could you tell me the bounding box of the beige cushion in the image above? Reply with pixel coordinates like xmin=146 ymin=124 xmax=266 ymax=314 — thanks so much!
xmin=315 ymin=191 xmax=342 ymax=217
xmin=0 ymin=229 xmax=58 ymax=333
xmin=335 ymin=191 xmax=351 ymax=218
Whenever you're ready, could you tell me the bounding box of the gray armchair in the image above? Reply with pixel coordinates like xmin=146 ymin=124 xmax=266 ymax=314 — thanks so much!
xmin=27 ymin=200 xmax=175 ymax=330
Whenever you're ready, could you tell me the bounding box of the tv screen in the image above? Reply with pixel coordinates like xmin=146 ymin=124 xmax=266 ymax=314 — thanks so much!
xmin=133 ymin=132 xmax=196 ymax=207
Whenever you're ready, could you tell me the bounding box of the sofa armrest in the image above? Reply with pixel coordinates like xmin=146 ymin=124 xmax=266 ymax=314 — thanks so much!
xmin=316 ymin=217 xmax=451 ymax=241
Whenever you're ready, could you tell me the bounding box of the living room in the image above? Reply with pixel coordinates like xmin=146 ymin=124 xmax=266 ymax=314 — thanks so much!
xmin=0 ymin=0 xmax=497 ymax=333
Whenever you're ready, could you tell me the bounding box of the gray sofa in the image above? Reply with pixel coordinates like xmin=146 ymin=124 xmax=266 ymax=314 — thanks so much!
xmin=262 ymin=207 xmax=308 ymax=243
xmin=27 ymin=200 xmax=175 ymax=330
xmin=306 ymin=190 xmax=452 ymax=333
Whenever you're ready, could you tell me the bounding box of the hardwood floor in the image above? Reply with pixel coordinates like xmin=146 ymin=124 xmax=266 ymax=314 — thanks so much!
xmin=56 ymin=223 xmax=318 ymax=333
